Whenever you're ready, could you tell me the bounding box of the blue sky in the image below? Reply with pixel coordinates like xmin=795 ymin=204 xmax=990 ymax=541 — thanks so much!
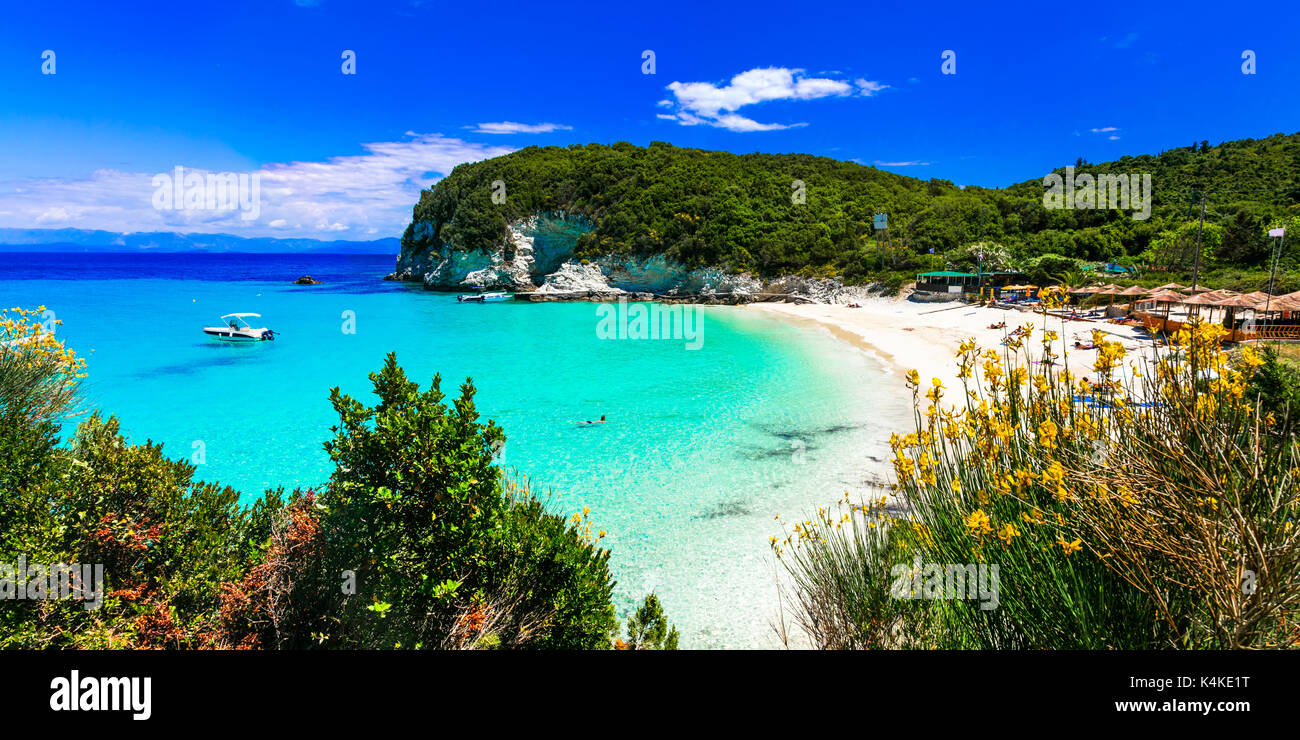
xmin=1 ymin=0 xmax=1297 ymax=240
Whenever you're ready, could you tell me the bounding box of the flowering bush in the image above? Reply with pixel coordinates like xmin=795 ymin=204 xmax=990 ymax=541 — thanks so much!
xmin=2 ymin=308 xmax=670 ymax=649
xmin=778 ymin=311 xmax=1300 ymax=649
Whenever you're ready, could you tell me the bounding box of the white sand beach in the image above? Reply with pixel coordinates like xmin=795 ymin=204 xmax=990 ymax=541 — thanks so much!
xmin=750 ymin=297 xmax=1159 ymax=394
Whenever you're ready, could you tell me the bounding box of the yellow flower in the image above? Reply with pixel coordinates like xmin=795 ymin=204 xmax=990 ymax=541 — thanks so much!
xmin=1057 ymin=537 xmax=1083 ymax=556
xmin=997 ymin=522 xmax=1021 ymax=544
xmin=1117 ymin=485 xmax=1138 ymax=508
xmin=1037 ymin=419 xmax=1058 ymax=451
xmin=1041 ymin=460 xmax=1069 ymax=502
xmin=965 ymin=509 xmax=992 ymax=536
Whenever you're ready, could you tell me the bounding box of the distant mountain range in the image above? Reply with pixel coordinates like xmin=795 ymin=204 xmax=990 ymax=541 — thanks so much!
xmin=0 ymin=228 xmax=400 ymax=254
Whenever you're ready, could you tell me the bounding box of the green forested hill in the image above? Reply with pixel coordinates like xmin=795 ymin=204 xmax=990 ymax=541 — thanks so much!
xmin=402 ymin=133 xmax=1300 ymax=285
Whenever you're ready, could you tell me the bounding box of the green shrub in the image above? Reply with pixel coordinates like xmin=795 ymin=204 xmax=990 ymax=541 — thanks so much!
xmin=1 ymin=308 xmax=646 ymax=650
xmin=622 ymin=592 xmax=679 ymax=650
xmin=307 ymin=353 xmax=619 ymax=649
xmin=1248 ymin=345 xmax=1300 ymax=437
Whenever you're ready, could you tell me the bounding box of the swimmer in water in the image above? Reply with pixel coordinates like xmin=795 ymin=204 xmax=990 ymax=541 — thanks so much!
xmin=573 ymin=415 xmax=607 ymax=425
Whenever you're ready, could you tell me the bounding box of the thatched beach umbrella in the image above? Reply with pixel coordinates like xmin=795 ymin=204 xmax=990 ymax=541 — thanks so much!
xmin=1153 ymin=282 xmax=1188 ymax=292
xmin=1201 ymin=289 xmax=1239 ymax=301
xmin=1214 ymin=294 xmax=1260 ymax=334
xmin=1145 ymin=290 xmax=1186 ymax=305
xmin=1215 ymin=295 xmax=1261 ymax=309
xmin=1272 ymin=291 xmax=1300 ymax=318
xmin=1185 ymin=284 xmax=1213 ymax=294
xmin=1114 ymin=284 xmax=1148 ymax=309
xmin=1269 ymin=295 xmax=1300 ymax=312
xmin=1091 ymin=284 xmax=1125 ymax=305
xmin=1256 ymin=293 xmax=1296 ymax=318
xmin=1180 ymin=291 xmax=1221 ymax=321
xmin=1142 ymin=290 xmax=1187 ymax=325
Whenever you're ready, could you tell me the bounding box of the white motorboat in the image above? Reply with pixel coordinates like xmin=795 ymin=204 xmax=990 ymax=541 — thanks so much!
xmin=203 ymin=313 xmax=276 ymax=342
xmin=457 ymin=292 xmax=511 ymax=303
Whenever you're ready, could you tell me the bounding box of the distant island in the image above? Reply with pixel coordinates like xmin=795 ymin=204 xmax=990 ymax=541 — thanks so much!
xmin=0 ymin=228 xmax=400 ymax=255
xmin=390 ymin=135 xmax=1300 ymax=297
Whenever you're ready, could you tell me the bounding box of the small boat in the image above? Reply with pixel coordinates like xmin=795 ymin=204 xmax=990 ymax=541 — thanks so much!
xmin=203 ymin=313 xmax=275 ymax=342
xmin=457 ymin=292 xmax=511 ymax=303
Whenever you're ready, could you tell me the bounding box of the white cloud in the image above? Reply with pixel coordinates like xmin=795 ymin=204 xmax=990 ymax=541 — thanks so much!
xmin=854 ymin=79 xmax=888 ymax=96
xmin=464 ymin=121 xmax=573 ymax=134
xmin=658 ymin=66 xmax=886 ymax=132
xmin=874 ymin=160 xmax=930 ymax=167
xmin=35 ymin=207 xmax=72 ymax=223
xmin=1090 ymin=126 xmax=1119 ymax=133
xmin=714 ymin=114 xmax=803 ymax=132
xmin=1108 ymin=135 xmax=1121 ymax=141
xmin=0 ymin=133 xmax=514 ymax=240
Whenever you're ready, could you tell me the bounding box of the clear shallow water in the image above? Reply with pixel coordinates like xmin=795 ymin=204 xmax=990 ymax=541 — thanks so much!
xmin=0 ymin=252 xmax=910 ymax=648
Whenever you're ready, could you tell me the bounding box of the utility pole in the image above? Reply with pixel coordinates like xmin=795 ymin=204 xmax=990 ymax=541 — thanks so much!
xmin=978 ymin=205 xmax=986 ymax=297
xmin=1265 ymin=227 xmax=1286 ymax=315
xmin=1191 ymin=194 xmax=1206 ymax=290
xmin=874 ymin=212 xmax=887 ymax=269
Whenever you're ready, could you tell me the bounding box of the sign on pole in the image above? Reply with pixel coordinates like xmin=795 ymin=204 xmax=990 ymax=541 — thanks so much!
xmin=873 ymin=213 xmax=887 ymax=230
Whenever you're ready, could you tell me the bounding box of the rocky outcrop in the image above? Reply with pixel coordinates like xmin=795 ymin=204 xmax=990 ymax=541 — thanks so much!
xmin=390 ymin=214 xmax=590 ymax=290
xmin=536 ymin=262 xmax=617 ymax=293
xmin=762 ymin=276 xmax=878 ymax=304
xmin=599 ymin=255 xmax=762 ymax=295
xmin=388 ymin=213 xmax=885 ymax=304
xmin=293 ymin=275 xmax=322 ymax=285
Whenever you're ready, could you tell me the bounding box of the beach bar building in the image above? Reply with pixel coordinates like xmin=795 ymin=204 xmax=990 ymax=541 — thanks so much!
xmin=915 ymin=271 xmax=979 ymax=294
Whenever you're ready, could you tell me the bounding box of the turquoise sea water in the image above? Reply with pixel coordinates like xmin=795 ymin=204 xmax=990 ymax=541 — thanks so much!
xmin=0 ymin=252 xmax=909 ymax=648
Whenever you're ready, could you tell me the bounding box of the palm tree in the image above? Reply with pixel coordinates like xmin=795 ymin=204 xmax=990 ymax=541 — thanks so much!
xmin=1052 ymin=268 xmax=1092 ymax=291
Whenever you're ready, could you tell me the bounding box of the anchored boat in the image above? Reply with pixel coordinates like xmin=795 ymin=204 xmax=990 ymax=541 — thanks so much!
xmin=203 ymin=313 xmax=276 ymax=342
xmin=457 ymin=292 xmax=510 ymax=303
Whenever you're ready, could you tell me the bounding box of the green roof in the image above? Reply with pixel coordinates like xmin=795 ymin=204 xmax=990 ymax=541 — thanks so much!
xmin=917 ymin=271 xmax=977 ymax=278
